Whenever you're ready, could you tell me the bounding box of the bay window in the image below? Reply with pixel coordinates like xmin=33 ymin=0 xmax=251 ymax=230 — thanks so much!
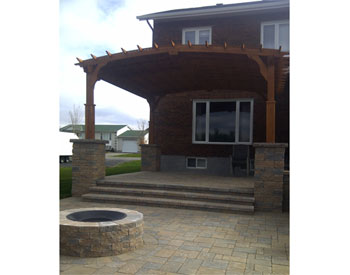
xmin=192 ymin=99 xmax=253 ymax=144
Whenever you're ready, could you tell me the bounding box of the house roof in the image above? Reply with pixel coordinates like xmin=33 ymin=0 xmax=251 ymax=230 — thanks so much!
xmin=137 ymin=0 xmax=289 ymax=21
xmin=118 ymin=130 xmax=149 ymax=138
xmin=60 ymin=124 xmax=128 ymax=133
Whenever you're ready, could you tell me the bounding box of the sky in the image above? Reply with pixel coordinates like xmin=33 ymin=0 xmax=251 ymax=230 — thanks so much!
xmin=59 ymin=0 xmax=255 ymax=129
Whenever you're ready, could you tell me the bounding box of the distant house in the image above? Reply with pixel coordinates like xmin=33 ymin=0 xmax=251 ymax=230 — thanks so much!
xmin=60 ymin=124 xmax=130 ymax=151
xmin=117 ymin=130 xmax=149 ymax=153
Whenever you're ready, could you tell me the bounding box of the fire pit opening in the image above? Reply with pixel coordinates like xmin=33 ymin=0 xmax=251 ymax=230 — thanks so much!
xmin=66 ymin=210 xmax=127 ymax=222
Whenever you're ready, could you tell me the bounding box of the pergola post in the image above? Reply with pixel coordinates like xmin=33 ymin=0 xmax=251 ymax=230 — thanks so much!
xmin=69 ymin=64 xmax=106 ymax=197
xmin=149 ymin=104 xmax=155 ymax=144
xmin=141 ymin=96 xmax=161 ymax=171
xmin=84 ymin=65 xmax=98 ymax=139
xmin=266 ymin=56 xmax=276 ymax=143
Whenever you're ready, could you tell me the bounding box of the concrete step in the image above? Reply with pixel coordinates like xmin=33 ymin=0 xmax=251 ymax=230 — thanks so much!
xmin=88 ymin=186 xmax=254 ymax=205
xmin=82 ymin=193 xmax=254 ymax=213
xmin=96 ymin=180 xmax=254 ymax=196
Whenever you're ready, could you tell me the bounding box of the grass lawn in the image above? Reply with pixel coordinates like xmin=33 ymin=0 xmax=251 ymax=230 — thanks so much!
xmin=112 ymin=153 xmax=141 ymax=158
xmin=60 ymin=160 xmax=141 ymax=199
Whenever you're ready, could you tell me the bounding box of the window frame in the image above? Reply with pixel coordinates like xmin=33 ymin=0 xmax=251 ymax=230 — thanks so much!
xmin=182 ymin=26 xmax=212 ymax=45
xmin=192 ymin=99 xmax=254 ymax=145
xmin=260 ymin=20 xmax=289 ymax=51
xmin=186 ymin=157 xmax=207 ymax=169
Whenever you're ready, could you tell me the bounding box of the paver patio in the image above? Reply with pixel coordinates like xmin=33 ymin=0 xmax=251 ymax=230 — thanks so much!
xmin=60 ymin=197 xmax=289 ymax=274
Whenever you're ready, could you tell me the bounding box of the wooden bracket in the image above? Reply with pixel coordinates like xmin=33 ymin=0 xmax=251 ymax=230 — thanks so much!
xmin=247 ymin=54 xmax=267 ymax=81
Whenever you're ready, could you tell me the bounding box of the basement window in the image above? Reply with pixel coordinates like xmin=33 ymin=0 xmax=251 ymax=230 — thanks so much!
xmin=186 ymin=157 xmax=207 ymax=169
xmin=182 ymin=27 xmax=212 ymax=45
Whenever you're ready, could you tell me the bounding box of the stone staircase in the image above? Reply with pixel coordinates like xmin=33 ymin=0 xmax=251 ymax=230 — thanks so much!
xmin=82 ymin=178 xmax=255 ymax=214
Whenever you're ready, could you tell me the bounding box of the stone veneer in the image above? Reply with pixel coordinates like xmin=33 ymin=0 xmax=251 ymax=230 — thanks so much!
xmin=253 ymin=143 xmax=288 ymax=212
xmin=141 ymin=144 xmax=161 ymax=171
xmin=70 ymin=139 xmax=107 ymax=196
xmin=60 ymin=207 xmax=144 ymax=257
xmin=283 ymin=170 xmax=290 ymax=212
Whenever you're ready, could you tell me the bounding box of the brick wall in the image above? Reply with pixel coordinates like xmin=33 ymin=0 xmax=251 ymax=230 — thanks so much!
xmin=153 ymin=11 xmax=289 ymax=47
xmin=153 ymin=89 xmax=288 ymax=157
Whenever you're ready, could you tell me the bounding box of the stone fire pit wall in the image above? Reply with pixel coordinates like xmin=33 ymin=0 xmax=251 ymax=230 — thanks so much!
xmin=70 ymin=139 xmax=107 ymax=196
xmin=60 ymin=208 xmax=144 ymax=257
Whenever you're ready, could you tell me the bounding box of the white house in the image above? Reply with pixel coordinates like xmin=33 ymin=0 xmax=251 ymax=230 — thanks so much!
xmin=60 ymin=124 xmax=131 ymax=151
xmin=117 ymin=130 xmax=149 ymax=153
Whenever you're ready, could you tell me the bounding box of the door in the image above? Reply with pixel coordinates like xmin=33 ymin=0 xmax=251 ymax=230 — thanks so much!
xmin=122 ymin=139 xmax=138 ymax=153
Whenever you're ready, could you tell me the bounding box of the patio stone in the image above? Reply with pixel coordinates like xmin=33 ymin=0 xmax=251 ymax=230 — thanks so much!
xmin=254 ymin=263 xmax=272 ymax=273
xmin=60 ymin=197 xmax=289 ymax=274
xmin=61 ymin=265 xmax=97 ymax=274
xmin=197 ymin=266 xmax=226 ymax=274
xmin=272 ymin=264 xmax=289 ymax=274
xmin=209 ymin=246 xmax=233 ymax=255
xmin=197 ymin=251 xmax=216 ymax=261
xmin=168 ymin=255 xmax=187 ymax=263
xmin=160 ymin=261 xmax=183 ymax=273
xmin=142 ymin=261 xmax=163 ymax=270
xmin=117 ymin=260 xmax=145 ymax=273
xmin=154 ymin=249 xmax=176 ymax=258
xmin=168 ymin=239 xmax=184 ymax=246
xmin=201 ymin=259 xmax=229 ymax=269
xmin=178 ymin=258 xmax=203 ymax=274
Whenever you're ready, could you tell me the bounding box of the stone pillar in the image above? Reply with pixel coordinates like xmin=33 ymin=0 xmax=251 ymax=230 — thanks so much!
xmin=141 ymin=144 xmax=160 ymax=171
xmin=70 ymin=139 xmax=108 ymax=196
xmin=253 ymin=143 xmax=288 ymax=212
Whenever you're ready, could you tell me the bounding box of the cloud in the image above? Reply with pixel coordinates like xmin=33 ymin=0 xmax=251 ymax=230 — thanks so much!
xmin=59 ymin=0 xmax=251 ymax=127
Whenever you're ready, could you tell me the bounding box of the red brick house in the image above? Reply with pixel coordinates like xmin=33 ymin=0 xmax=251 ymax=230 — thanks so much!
xmin=72 ymin=0 xmax=289 ymax=211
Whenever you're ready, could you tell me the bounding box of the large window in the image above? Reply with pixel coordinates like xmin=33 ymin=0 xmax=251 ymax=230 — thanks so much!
xmin=261 ymin=20 xmax=289 ymax=52
xmin=182 ymin=27 xmax=212 ymax=45
xmin=192 ymin=99 xmax=253 ymax=144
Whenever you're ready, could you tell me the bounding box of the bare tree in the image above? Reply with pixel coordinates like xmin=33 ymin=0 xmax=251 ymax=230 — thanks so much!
xmin=69 ymin=104 xmax=83 ymax=137
xmin=137 ymin=119 xmax=148 ymax=145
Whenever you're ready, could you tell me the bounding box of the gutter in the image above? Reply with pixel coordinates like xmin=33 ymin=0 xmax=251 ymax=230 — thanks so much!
xmin=137 ymin=1 xmax=289 ymax=21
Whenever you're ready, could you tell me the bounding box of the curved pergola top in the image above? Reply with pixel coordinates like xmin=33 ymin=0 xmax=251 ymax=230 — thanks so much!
xmin=75 ymin=43 xmax=289 ymax=100
xmin=78 ymin=43 xmax=289 ymax=142
xmin=76 ymin=43 xmax=288 ymax=68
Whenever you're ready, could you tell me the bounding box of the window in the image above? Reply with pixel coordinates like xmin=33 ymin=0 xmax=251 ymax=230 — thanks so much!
xmin=182 ymin=27 xmax=212 ymax=45
xmin=102 ymin=133 xmax=110 ymax=141
xmin=186 ymin=157 xmax=207 ymax=169
xmin=192 ymin=99 xmax=254 ymax=144
xmin=261 ymin=20 xmax=289 ymax=51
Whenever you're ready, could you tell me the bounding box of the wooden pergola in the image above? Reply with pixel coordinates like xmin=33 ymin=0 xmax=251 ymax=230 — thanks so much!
xmin=76 ymin=42 xmax=289 ymax=143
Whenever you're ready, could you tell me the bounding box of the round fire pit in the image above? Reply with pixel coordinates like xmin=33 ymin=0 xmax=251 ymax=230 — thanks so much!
xmin=60 ymin=208 xmax=144 ymax=257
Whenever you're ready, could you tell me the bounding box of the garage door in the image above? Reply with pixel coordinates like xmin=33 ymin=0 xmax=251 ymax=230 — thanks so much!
xmin=122 ymin=140 xmax=138 ymax=153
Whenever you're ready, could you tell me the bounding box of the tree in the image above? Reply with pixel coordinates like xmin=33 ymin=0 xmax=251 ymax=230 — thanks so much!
xmin=69 ymin=104 xmax=83 ymax=137
xmin=137 ymin=119 xmax=148 ymax=145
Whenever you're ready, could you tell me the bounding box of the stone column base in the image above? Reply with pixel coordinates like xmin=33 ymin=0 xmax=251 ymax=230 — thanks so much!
xmin=141 ymin=144 xmax=160 ymax=171
xmin=70 ymin=139 xmax=107 ymax=196
xmin=253 ymin=143 xmax=288 ymax=212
